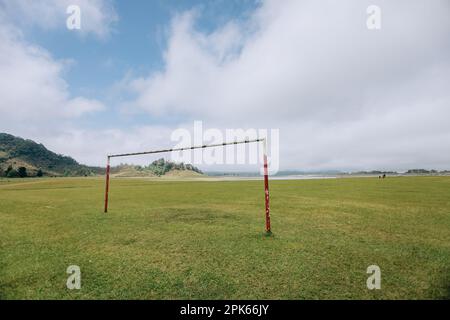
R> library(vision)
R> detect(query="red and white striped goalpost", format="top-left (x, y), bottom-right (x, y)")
top-left (103, 138), bottom-right (271, 233)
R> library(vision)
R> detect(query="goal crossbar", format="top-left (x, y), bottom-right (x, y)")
top-left (107, 138), bottom-right (264, 158)
top-left (103, 138), bottom-right (271, 233)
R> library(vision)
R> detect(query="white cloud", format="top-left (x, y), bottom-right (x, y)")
top-left (121, 0), bottom-right (450, 171)
top-left (43, 126), bottom-right (176, 166)
top-left (0, 20), bottom-right (105, 136)
top-left (0, 0), bottom-right (117, 38)
top-left (1, 0), bottom-right (450, 171)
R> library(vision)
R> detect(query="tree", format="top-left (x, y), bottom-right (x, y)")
top-left (7, 168), bottom-right (19, 178)
top-left (17, 167), bottom-right (27, 178)
top-left (37, 169), bottom-right (43, 177)
top-left (5, 165), bottom-right (13, 175)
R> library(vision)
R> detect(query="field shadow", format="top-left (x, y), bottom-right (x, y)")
top-left (443, 282), bottom-right (450, 300)
top-left (1, 185), bottom-right (93, 191)
top-left (0, 281), bottom-right (15, 300)
top-left (434, 268), bottom-right (450, 300)
top-left (162, 208), bottom-right (237, 224)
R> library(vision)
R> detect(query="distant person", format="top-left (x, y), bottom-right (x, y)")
top-left (382, 174), bottom-right (386, 179)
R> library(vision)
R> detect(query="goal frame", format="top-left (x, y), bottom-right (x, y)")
top-left (103, 138), bottom-right (271, 233)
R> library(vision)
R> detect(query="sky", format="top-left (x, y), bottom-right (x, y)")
top-left (0, 0), bottom-right (449, 172)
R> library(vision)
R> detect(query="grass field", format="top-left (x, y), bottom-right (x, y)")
top-left (0, 176), bottom-right (449, 299)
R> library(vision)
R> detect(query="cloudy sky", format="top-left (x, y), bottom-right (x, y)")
top-left (0, 0), bottom-right (449, 172)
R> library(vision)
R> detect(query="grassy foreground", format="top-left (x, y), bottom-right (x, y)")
top-left (0, 176), bottom-right (449, 299)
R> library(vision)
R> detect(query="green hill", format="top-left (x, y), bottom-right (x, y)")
top-left (110, 158), bottom-right (203, 178)
top-left (0, 133), bottom-right (99, 177)
top-left (0, 133), bottom-right (203, 178)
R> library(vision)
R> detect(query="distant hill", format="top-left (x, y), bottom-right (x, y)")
top-left (0, 133), bottom-right (203, 178)
top-left (0, 133), bottom-right (100, 177)
top-left (3, 132), bottom-right (447, 179)
top-left (110, 158), bottom-right (203, 178)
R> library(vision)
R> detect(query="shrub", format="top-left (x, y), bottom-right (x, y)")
top-left (17, 167), bottom-right (27, 178)
top-left (5, 165), bottom-right (13, 175)
top-left (7, 169), bottom-right (19, 178)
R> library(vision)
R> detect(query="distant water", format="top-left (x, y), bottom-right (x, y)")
top-left (208, 174), bottom-right (338, 181)
top-left (270, 175), bottom-right (337, 180)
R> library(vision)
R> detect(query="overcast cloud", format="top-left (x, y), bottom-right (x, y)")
top-left (122, 0), bottom-right (450, 171)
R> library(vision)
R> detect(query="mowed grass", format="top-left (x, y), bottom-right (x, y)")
top-left (0, 176), bottom-right (449, 299)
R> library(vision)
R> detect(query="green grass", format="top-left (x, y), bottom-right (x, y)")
top-left (0, 176), bottom-right (449, 299)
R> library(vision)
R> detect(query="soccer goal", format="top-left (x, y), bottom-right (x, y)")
top-left (103, 138), bottom-right (272, 233)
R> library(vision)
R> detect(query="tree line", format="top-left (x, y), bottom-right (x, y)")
top-left (0, 165), bottom-right (43, 178)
